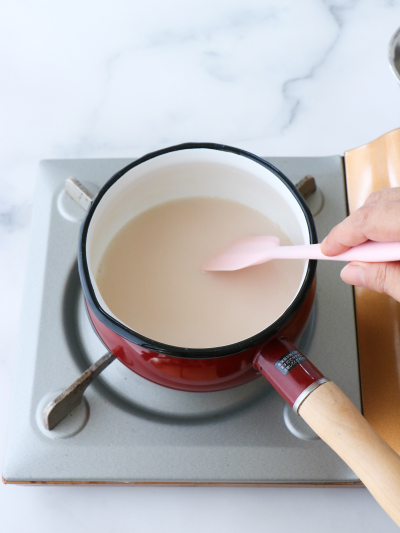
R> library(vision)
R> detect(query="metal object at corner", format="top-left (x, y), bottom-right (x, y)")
top-left (293, 377), bottom-right (330, 413)
top-left (389, 27), bottom-right (400, 83)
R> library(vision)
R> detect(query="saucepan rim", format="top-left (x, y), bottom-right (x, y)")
top-left (78, 142), bottom-right (318, 359)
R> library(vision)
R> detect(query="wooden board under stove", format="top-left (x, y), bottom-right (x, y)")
top-left (345, 128), bottom-right (400, 454)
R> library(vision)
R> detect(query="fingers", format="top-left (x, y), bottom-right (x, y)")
top-left (321, 188), bottom-right (400, 301)
top-left (363, 187), bottom-right (400, 205)
top-left (341, 261), bottom-right (400, 302)
top-left (321, 198), bottom-right (400, 256)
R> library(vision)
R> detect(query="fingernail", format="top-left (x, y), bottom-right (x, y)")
top-left (341, 263), bottom-right (366, 288)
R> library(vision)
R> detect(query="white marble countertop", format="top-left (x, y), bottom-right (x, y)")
top-left (1, 1), bottom-right (400, 531)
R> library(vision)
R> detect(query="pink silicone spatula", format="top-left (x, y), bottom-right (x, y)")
top-left (203, 236), bottom-right (400, 272)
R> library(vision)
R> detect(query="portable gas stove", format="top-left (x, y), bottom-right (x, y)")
top-left (3, 142), bottom-right (397, 485)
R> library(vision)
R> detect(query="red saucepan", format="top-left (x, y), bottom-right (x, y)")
top-left (78, 143), bottom-right (400, 525)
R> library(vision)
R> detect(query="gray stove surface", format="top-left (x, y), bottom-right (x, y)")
top-left (3, 156), bottom-right (361, 484)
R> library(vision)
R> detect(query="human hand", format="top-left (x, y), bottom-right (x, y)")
top-left (320, 187), bottom-right (400, 301)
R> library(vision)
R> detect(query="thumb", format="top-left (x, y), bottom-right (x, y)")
top-left (341, 261), bottom-right (400, 302)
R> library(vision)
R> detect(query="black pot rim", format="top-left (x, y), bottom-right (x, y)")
top-left (78, 142), bottom-right (318, 359)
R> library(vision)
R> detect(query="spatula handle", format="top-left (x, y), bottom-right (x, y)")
top-left (299, 382), bottom-right (400, 526)
top-left (281, 241), bottom-right (400, 262)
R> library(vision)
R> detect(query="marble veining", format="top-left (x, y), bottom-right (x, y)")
top-left (2, 0), bottom-right (400, 531)
top-left (281, 0), bottom-right (357, 130)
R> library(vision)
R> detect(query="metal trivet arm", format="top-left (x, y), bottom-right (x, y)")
top-left (65, 176), bottom-right (94, 210)
top-left (43, 353), bottom-right (115, 430)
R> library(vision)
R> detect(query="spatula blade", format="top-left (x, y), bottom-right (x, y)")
top-left (203, 236), bottom-right (280, 271)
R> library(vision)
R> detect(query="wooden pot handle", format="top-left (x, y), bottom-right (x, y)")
top-left (299, 382), bottom-right (400, 526)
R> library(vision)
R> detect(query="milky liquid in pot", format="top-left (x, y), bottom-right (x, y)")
top-left (96, 197), bottom-right (305, 349)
